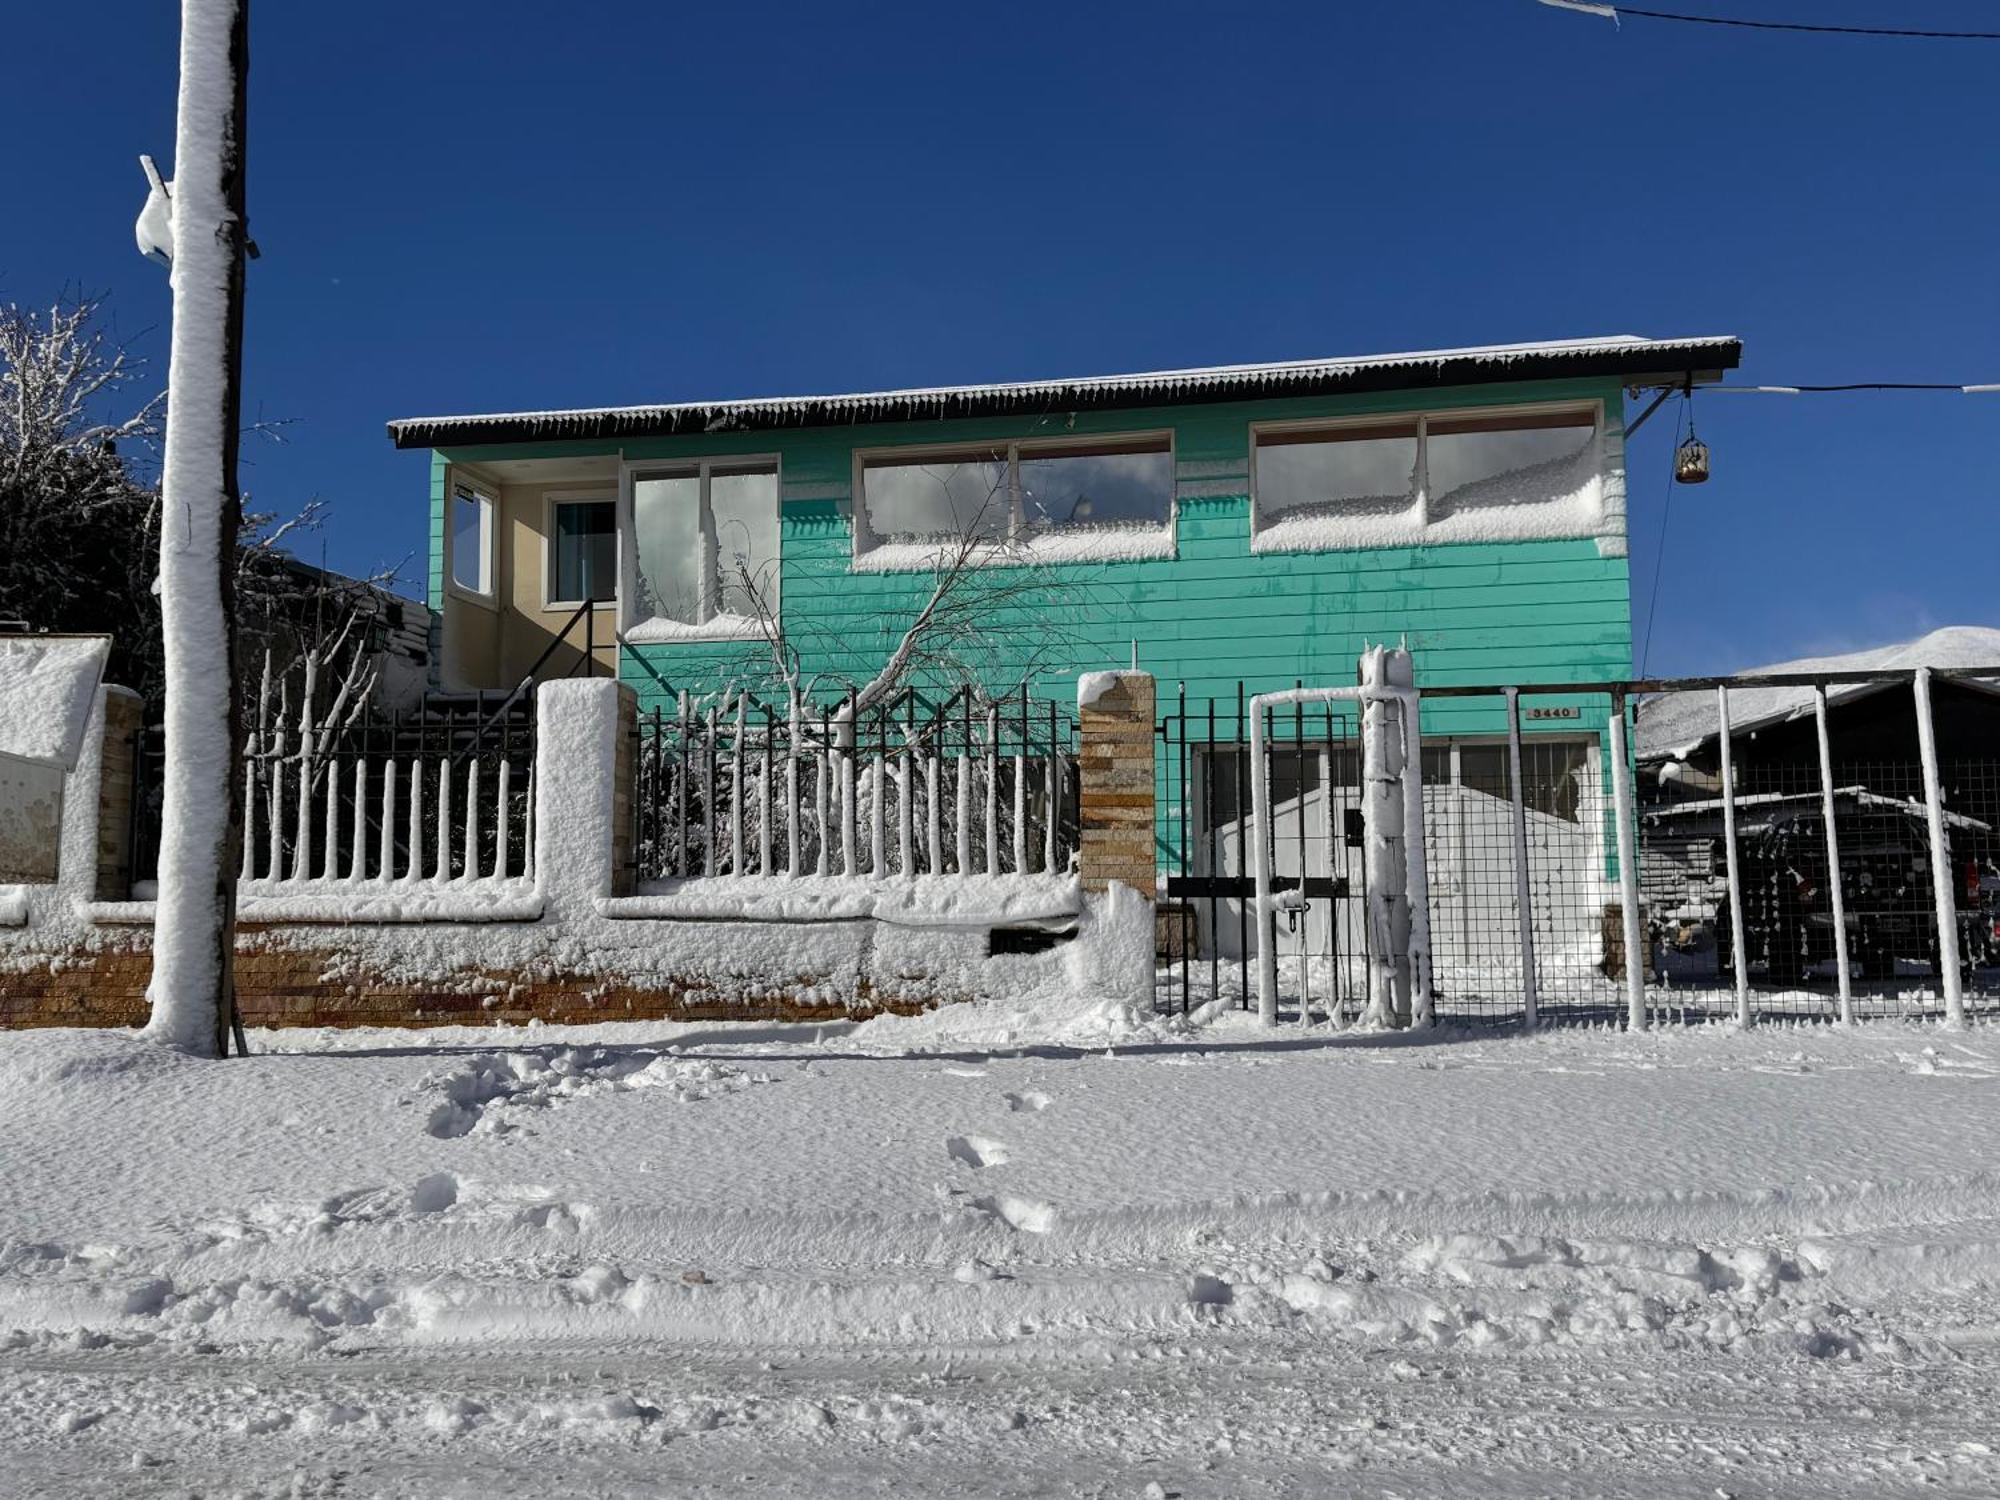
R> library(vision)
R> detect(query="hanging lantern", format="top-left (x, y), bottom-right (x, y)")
top-left (1674, 430), bottom-right (1710, 484)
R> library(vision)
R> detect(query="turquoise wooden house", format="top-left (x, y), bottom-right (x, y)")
top-left (388, 332), bottom-right (1740, 924)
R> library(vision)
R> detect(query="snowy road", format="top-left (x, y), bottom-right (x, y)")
top-left (3, 1013), bottom-right (1999, 1495)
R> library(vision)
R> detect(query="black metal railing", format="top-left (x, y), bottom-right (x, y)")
top-left (633, 684), bottom-right (1079, 881)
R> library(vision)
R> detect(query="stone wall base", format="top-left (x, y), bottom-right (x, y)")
top-left (1, 936), bottom-right (945, 1031)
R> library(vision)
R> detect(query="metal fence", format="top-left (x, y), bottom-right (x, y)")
top-left (632, 685), bottom-right (1079, 881)
top-left (1158, 684), bottom-right (1368, 1020)
top-left (1158, 667), bottom-right (2000, 1028)
top-left (131, 693), bottom-right (536, 892)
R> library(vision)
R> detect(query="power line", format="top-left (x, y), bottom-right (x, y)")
top-left (1710, 383), bottom-right (2000, 394)
top-left (1637, 401), bottom-right (1683, 678)
top-left (1538, 1), bottom-right (2000, 40)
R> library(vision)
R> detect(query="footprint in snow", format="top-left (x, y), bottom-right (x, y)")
top-left (1002, 1090), bottom-right (1050, 1114)
top-left (970, 1195), bottom-right (1053, 1234)
top-left (409, 1172), bottom-right (461, 1214)
top-left (946, 1135), bottom-right (1009, 1169)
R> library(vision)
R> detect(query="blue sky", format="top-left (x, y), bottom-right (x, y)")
top-left (4, 0), bottom-right (1995, 676)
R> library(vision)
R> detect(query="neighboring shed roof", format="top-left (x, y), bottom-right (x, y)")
top-left (1636, 626), bottom-right (2000, 761)
top-left (387, 333), bottom-right (1741, 450)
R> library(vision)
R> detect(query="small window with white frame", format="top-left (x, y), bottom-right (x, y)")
top-left (449, 484), bottom-right (495, 600)
top-left (623, 459), bottom-right (780, 636)
top-left (855, 433), bottom-right (1174, 563)
top-left (1252, 403), bottom-right (1601, 551)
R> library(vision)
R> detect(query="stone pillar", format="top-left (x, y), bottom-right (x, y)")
top-left (534, 678), bottom-right (632, 914)
top-left (612, 683), bottom-right (637, 897)
top-left (95, 688), bottom-right (144, 900)
top-left (1077, 671), bottom-right (1156, 897)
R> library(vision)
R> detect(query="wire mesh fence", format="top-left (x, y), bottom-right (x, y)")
top-left (631, 685), bottom-right (1080, 882)
top-left (1640, 754), bottom-right (2000, 1021)
top-left (1156, 669), bottom-right (2000, 1027)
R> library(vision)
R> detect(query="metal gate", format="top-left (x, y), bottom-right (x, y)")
top-left (1158, 684), bottom-right (1373, 1021)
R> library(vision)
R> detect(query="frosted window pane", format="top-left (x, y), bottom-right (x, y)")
top-left (862, 453), bottom-right (1009, 545)
top-left (632, 474), bottom-right (701, 622)
top-left (1425, 414), bottom-right (1595, 517)
top-left (451, 490), bottom-right (489, 593)
top-left (1017, 444), bottom-right (1171, 533)
top-left (710, 466), bottom-right (780, 619)
top-left (1256, 424), bottom-right (1419, 524)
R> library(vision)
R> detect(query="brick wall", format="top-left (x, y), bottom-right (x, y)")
top-left (1, 932), bottom-right (947, 1031)
top-left (1078, 672), bottom-right (1156, 895)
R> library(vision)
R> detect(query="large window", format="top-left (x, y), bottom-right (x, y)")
top-left (1252, 405), bottom-right (1600, 548)
top-left (627, 460), bottom-right (780, 629)
top-left (450, 484), bottom-right (495, 598)
top-left (549, 498), bottom-right (616, 606)
top-left (857, 435), bottom-right (1173, 556)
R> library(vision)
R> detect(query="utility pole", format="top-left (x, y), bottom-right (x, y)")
top-left (141, 0), bottom-right (250, 1057)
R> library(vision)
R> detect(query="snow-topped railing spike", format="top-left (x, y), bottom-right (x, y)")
top-left (220, 727), bottom-right (533, 898)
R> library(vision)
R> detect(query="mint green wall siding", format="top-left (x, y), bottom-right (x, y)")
top-left (426, 451), bottom-right (448, 611)
top-left (425, 451), bottom-right (448, 691)
top-left (439, 375), bottom-right (1634, 875)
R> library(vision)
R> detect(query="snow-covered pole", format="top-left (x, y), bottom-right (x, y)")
top-left (1247, 668), bottom-right (1430, 1030)
top-left (141, 0), bottom-right (250, 1056)
top-left (1397, 691), bottom-right (1434, 1030)
top-left (1247, 695), bottom-right (1277, 1025)
top-left (1913, 667), bottom-right (1966, 1026)
top-left (1504, 688), bottom-right (1539, 1028)
top-left (1813, 686), bottom-right (1854, 1025)
top-left (1608, 697), bottom-right (1647, 1030)
top-left (1716, 687), bottom-right (1751, 1026)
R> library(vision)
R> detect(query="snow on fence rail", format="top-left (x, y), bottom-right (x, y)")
top-left (131, 697), bottom-right (536, 892)
top-left (633, 685), bottom-right (1079, 881)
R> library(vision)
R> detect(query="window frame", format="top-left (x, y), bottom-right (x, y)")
top-left (542, 490), bottom-right (619, 612)
top-left (446, 481), bottom-right (498, 611)
top-left (1248, 398), bottom-right (1603, 548)
top-left (850, 429), bottom-right (1177, 563)
top-left (616, 455), bottom-right (782, 635)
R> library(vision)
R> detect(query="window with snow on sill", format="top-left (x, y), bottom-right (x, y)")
top-left (854, 436), bottom-right (1174, 571)
top-left (1251, 405), bottom-right (1605, 553)
top-left (624, 460), bottom-right (779, 641)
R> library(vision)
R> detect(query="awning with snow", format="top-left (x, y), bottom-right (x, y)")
top-left (386, 334), bottom-right (1742, 450)
top-left (1635, 626), bottom-right (2000, 762)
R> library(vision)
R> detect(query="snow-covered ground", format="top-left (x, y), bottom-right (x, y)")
top-left (4, 1003), bottom-right (2000, 1496)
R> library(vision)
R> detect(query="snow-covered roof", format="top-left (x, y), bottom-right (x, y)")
top-left (387, 333), bottom-right (1741, 449)
top-left (1636, 626), bottom-right (2000, 761)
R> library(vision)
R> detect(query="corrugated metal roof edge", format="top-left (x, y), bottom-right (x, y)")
top-left (388, 334), bottom-right (1742, 450)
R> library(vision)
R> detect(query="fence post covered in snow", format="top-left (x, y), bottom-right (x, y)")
top-left (1716, 687), bottom-right (1751, 1027)
top-left (1608, 698), bottom-right (1647, 1030)
top-left (1361, 646), bottom-right (1424, 1029)
top-left (1504, 688), bottom-right (1539, 1028)
top-left (1813, 685), bottom-right (1855, 1025)
top-left (534, 678), bottom-right (629, 915)
top-left (1913, 668), bottom-right (1965, 1026)
top-left (1077, 671), bottom-right (1156, 898)
top-left (611, 684), bottom-right (637, 898)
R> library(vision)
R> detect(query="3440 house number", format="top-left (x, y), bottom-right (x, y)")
top-left (1525, 706), bottom-right (1582, 721)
